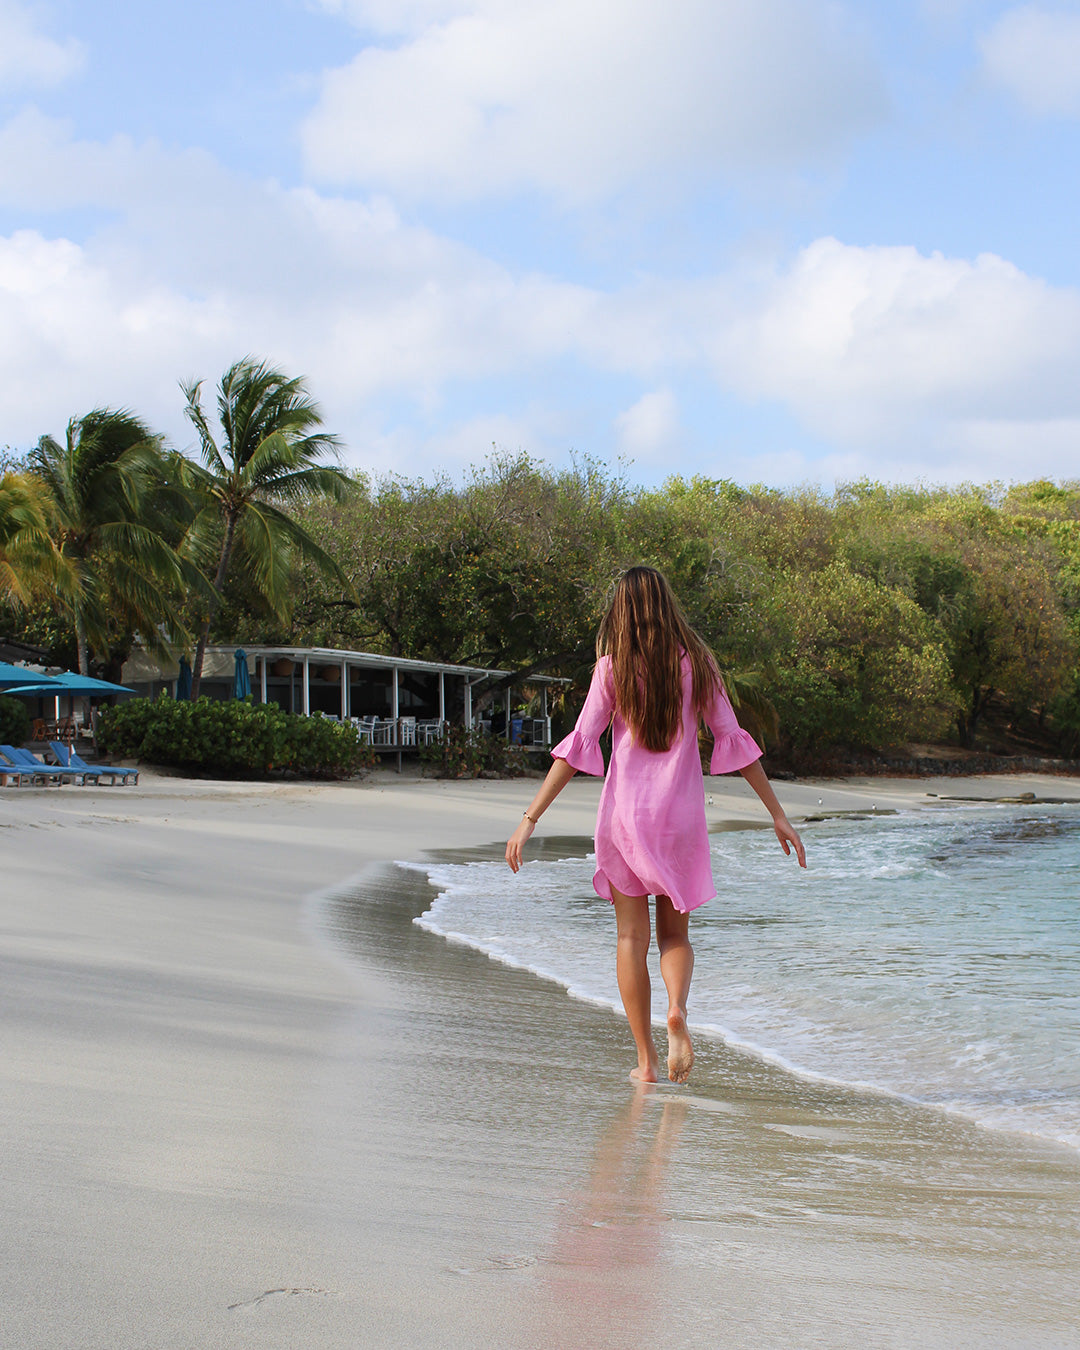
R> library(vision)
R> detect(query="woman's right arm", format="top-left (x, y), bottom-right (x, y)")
top-left (505, 757), bottom-right (577, 873)
top-left (505, 657), bottom-right (614, 873)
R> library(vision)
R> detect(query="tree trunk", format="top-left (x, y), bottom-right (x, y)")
top-left (75, 608), bottom-right (89, 677)
top-left (959, 684), bottom-right (987, 748)
top-left (190, 515), bottom-right (237, 699)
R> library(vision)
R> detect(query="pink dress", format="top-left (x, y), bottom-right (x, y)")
top-left (551, 653), bottom-right (762, 913)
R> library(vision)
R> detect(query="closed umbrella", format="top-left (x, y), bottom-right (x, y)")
top-left (176, 655), bottom-right (192, 701)
top-left (234, 648), bottom-right (251, 700)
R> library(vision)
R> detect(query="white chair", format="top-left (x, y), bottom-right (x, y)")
top-left (398, 717), bottom-right (417, 747)
top-left (416, 719), bottom-right (443, 745)
top-left (372, 718), bottom-right (396, 747)
top-left (352, 716), bottom-right (376, 745)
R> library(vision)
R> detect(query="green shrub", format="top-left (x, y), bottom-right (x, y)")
top-left (0, 695), bottom-right (31, 746)
top-left (419, 723), bottom-right (533, 779)
top-left (97, 693), bottom-right (375, 778)
top-left (764, 563), bottom-right (957, 752)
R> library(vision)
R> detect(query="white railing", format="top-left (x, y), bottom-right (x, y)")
top-left (346, 715), bottom-right (551, 749)
top-left (350, 716), bottom-right (446, 748)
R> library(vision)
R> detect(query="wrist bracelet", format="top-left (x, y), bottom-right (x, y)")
top-left (522, 811), bottom-right (538, 824)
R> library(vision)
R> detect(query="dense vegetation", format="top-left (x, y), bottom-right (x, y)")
top-left (419, 723), bottom-right (535, 779)
top-left (5, 362), bottom-right (1080, 766)
top-left (271, 462), bottom-right (1080, 762)
top-left (0, 694), bottom-right (31, 747)
top-left (97, 694), bottom-right (373, 778)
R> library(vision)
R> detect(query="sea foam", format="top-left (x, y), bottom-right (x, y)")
top-left (414, 805), bottom-right (1080, 1152)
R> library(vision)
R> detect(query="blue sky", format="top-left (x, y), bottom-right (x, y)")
top-left (3, 0), bottom-right (1080, 487)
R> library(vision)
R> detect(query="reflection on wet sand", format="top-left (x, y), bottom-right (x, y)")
top-left (524, 1089), bottom-right (689, 1347)
top-left (550, 1090), bottom-right (688, 1277)
top-left (319, 857), bottom-right (1080, 1349)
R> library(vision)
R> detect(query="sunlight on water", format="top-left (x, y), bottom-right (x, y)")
top-left (414, 805), bottom-right (1080, 1150)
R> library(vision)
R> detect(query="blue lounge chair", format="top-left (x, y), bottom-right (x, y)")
top-left (47, 740), bottom-right (104, 784)
top-left (46, 741), bottom-right (109, 785)
top-left (0, 745), bottom-right (69, 785)
top-left (0, 754), bottom-right (23, 787)
top-left (49, 741), bottom-right (138, 786)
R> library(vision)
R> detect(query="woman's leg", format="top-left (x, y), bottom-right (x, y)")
top-left (611, 887), bottom-right (659, 1083)
top-left (656, 895), bottom-right (694, 1083)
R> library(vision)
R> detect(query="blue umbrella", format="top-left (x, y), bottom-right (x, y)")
top-left (0, 660), bottom-right (59, 691)
top-left (176, 655), bottom-right (192, 701)
top-left (234, 648), bottom-right (251, 700)
top-left (48, 671), bottom-right (135, 696)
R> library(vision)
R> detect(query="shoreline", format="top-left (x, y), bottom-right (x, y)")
top-left (407, 813), bottom-right (1080, 1162)
top-left (4, 769), bottom-right (1080, 1347)
top-left (323, 851), bottom-right (1080, 1346)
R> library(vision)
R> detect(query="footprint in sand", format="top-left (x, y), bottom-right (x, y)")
top-left (228, 1287), bottom-right (329, 1312)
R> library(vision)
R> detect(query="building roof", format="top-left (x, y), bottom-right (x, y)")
top-left (124, 644), bottom-right (568, 685)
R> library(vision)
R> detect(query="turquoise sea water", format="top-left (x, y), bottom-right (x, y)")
top-left (414, 805), bottom-right (1080, 1151)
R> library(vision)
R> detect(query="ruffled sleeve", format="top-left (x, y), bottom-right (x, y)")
top-left (551, 656), bottom-right (614, 777)
top-left (704, 674), bottom-right (762, 775)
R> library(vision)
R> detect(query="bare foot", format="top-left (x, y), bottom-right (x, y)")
top-left (630, 1060), bottom-right (659, 1084)
top-left (666, 1007), bottom-right (694, 1084)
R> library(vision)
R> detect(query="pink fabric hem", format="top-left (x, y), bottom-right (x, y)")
top-left (592, 865), bottom-right (714, 914)
top-left (709, 727), bottom-right (762, 776)
top-left (550, 728), bottom-right (605, 776)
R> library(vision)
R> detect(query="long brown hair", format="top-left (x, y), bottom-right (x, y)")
top-left (596, 566), bottom-right (720, 752)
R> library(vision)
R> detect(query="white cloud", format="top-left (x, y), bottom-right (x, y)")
top-left (0, 112), bottom-right (598, 456)
top-left (0, 229), bottom-right (234, 442)
top-left (712, 237), bottom-right (1080, 450)
top-left (4, 114), bottom-right (1080, 484)
top-left (979, 5), bottom-right (1080, 115)
top-left (614, 388), bottom-right (680, 461)
top-left (301, 0), bottom-right (885, 202)
top-left (0, 0), bottom-right (83, 89)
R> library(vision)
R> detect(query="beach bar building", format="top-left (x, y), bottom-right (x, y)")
top-left (122, 644), bottom-right (564, 756)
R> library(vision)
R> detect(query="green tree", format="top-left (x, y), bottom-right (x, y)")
top-left (293, 453), bottom-right (626, 683)
top-left (0, 471), bottom-right (67, 605)
top-left (943, 532), bottom-right (1073, 744)
top-left (30, 410), bottom-right (192, 674)
top-left (764, 562), bottom-right (956, 753)
top-left (838, 484), bottom-right (1075, 745)
top-left (179, 358), bottom-right (354, 697)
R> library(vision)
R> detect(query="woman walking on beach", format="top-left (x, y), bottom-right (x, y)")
top-left (506, 566), bottom-right (805, 1085)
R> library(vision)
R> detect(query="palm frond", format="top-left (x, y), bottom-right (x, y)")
top-left (94, 521), bottom-right (186, 585)
top-left (239, 500), bottom-right (353, 610)
top-left (177, 504), bottom-right (227, 572)
top-left (180, 378), bottom-right (230, 478)
top-left (240, 427), bottom-right (351, 502)
top-left (722, 668), bottom-right (781, 741)
top-left (261, 465), bottom-right (353, 505)
top-left (235, 502), bottom-right (296, 613)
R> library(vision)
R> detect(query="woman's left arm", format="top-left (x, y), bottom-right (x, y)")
top-left (739, 759), bottom-right (806, 868)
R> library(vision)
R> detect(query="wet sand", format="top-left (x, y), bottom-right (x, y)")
top-left (3, 769), bottom-right (1080, 1347)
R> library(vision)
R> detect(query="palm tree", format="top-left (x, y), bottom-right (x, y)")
top-left (722, 667), bottom-right (780, 746)
top-left (30, 410), bottom-right (192, 674)
top-left (0, 471), bottom-right (69, 605)
top-left (179, 358), bottom-right (353, 697)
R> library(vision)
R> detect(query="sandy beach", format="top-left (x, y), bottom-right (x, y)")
top-left (5, 768), bottom-right (1080, 1349)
